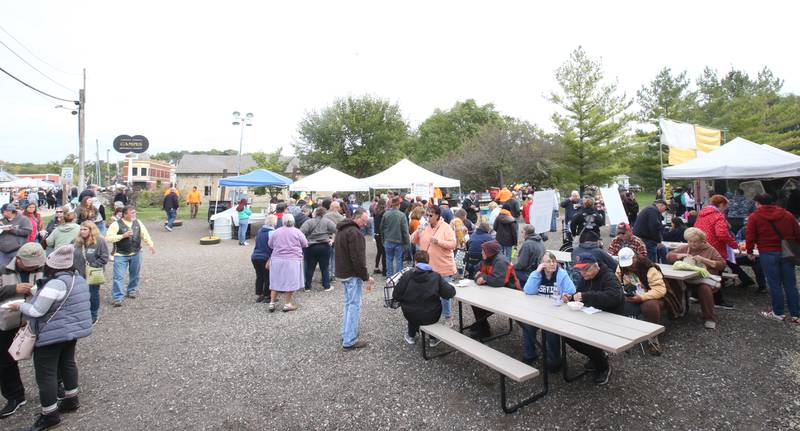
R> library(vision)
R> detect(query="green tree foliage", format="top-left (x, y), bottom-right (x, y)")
top-left (151, 149), bottom-right (238, 162)
top-left (428, 119), bottom-right (558, 190)
top-left (549, 47), bottom-right (633, 193)
top-left (247, 147), bottom-right (289, 198)
top-left (407, 99), bottom-right (501, 163)
top-left (294, 95), bottom-right (409, 177)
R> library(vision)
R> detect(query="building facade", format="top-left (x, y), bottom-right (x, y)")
top-left (121, 155), bottom-right (176, 190)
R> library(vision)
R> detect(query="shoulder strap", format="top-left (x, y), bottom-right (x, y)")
top-left (38, 274), bottom-right (77, 333)
top-left (767, 220), bottom-right (785, 240)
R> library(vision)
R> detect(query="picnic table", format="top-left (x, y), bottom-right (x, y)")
top-left (419, 279), bottom-right (664, 413)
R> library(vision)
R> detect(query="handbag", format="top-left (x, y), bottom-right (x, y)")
top-left (8, 275), bottom-right (76, 361)
top-left (455, 249), bottom-right (466, 270)
top-left (83, 247), bottom-right (105, 285)
top-left (767, 220), bottom-right (800, 265)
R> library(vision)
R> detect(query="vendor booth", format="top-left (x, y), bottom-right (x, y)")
top-left (361, 159), bottom-right (461, 200)
top-left (663, 137), bottom-right (800, 180)
top-left (289, 167), bottom-right (368, 192)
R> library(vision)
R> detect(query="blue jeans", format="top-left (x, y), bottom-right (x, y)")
top-left (384, 242), bottom-right (405, 277)
top-left (521, 323), bottom-right (561, 366)
top-left (644, 239), bottom-right (667, 263)
top-left (238, 218), bottom-right (249, 244)
top-left (165, 208), bottom-right (177, 228)
top-left (95, 221), bottom-right (107, 237)
top-left (760, 251), bottom-right (799, 317)
top-left (89, 285), bottom-right (100, 323)
top-left (330, 247), bottom-right (336, 276)
top-left (551, 209), bottom-right (558, 232)
top-left (501, 245), bottom-right (513, 262)
top-left (304, 243), bottom-right (331, 290)
top-left (341, 277), bottom-right (364, 347)
top-left (440, 276), bottom-right (454, 318)
top-left (112, 252), bottom-right (142, 301)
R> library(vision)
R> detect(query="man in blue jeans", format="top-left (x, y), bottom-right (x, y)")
top-left (381, 196), bottom-right (410, 277)
top-left (162, 188), bottom-right (179, 232)
top-left (335, 208), bottom-right (374, 350)
top-left (105, 207), bottom-right (156, 307)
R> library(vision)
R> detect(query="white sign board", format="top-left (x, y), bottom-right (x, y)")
top-left (531, 190), bottom-right (556, 234)
top-left (410, 182), bottom-right (433, 200)
top-left (0, 192), bottom-right (9, 205)
top-left (61, 167), bottom-right (73, 182)
top-left (599, 186), bottom-right (628, 225)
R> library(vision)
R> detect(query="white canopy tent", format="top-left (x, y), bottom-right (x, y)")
top-left (0, 178), bottom-right (57, 189)
top-left (663, 137), bottom-right (800, 180)
top-left (289, 167), bottom-right (369, 192)
top-left (361, 158), bottom-right (461, 189)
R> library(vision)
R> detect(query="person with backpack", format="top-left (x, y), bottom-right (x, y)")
top-left (746, 193), bottom-right (800, 324)
top-left (570, 197), bottom-right (602, 238)
top-left (469, 240), bottom-right (520, 340)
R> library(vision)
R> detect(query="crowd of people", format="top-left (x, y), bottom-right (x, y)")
top-left (0, 184), bottom-right (155, 430)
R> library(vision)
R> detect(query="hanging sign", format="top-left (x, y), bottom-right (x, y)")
top-left (113, 135), bottom-right (149, 153)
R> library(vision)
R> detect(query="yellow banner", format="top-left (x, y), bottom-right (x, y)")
top-left (668, 147), bottom-right (696, 165)
top-left (695, 126), bottom-right (721, 153)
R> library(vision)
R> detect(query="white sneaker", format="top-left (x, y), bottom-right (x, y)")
top-left (243, 241), bottom-right (249, 246)
top-left (704, 320), bottom-right (716, 330)
top-left (165, 225), bottom-right (172, 232)
top-left (429, 338), bottom-right (442, 347)
top-left (324, 286), bottom-right (334, 292)
top-left (403, 333), bottom-right (416, 345)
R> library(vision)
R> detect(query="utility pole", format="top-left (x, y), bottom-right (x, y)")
top-left (106, 149), bottom-right (111, 185)
top-left (95, 139), bottom-right (101, 187)
top-left (78, 68), bottom-right (86, 192)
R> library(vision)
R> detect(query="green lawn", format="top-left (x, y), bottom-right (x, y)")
top-left (134, 206), bottom-right (193, 222)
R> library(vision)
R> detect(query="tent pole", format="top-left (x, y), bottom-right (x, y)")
top-left (659, 136), bottom-right (666, 201)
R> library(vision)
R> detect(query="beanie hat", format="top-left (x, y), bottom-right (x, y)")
top-left (46, 244), bottom-right (74, 270)
top-left (499, 209), bottom-right (512, 217)
top-left (481, 240), bottom-right (501, 257)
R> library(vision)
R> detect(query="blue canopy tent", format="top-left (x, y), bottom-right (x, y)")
top-left (214, 169), bottom-right (294, 216)
top-left (218, 169), bottom-right (293, 187)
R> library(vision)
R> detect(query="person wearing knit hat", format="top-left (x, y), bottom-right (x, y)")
top-left (469, 239), bottom-right (520, 339)
top-left (0, 243), bottom-right (47, 418)
top-left (9, 243), bottom-right (92, 430)
top-left (493, 208), bottom-right (518, 261)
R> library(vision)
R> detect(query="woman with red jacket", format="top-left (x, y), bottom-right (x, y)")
top-left (22, 202), bottom-right (43, 242)
top-left (694, 195), bottom-right (738, 308)
top-left (746, 193), bottom-right (800, 323)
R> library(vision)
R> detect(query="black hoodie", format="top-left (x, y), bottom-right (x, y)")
top-left (493, 214), bottom-right (518, 247)
top-left (575, 265), bottom-right (624, 315)
top-left (392, 265), bottom-right (456, 324)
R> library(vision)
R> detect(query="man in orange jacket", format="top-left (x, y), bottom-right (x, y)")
top-left (186, 186), bottom-right (201, 219)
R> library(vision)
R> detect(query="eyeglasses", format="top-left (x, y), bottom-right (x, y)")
top-left (55, 211), bottom-right (63, 214)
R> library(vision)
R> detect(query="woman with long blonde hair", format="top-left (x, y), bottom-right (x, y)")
top-left (73, 221), bottom-right (110, 324)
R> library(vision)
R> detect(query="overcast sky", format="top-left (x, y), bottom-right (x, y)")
top-left (0, 1), bottom-right (797, 165)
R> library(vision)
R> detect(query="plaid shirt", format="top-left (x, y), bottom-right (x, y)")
top-left (607, 235), bottom-right (647, 257)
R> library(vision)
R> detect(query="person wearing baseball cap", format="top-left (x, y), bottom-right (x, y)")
top-left (8, 244), bottom-right (92, 430)
top-left (0, 243), bottom-right (47, 418)
top-left (607, 222), bottom-right (647, 257)
top-left (561, 251), bottom-right (623, 386)
top-left (0, 203), bottom-right (33, 269)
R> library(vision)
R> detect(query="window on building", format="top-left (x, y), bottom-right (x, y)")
top-left (132, 167), bottom-right (138, 176)
top-left (204, 186), bottom-right (211, 196)
top-left (141, 168), bottom-right (147, 176)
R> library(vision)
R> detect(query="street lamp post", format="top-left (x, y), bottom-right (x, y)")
top-left (232, 111), bottom-right (254, 176)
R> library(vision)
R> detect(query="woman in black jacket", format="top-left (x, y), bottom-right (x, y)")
top-left (392, 250), bottom-right (455, 346)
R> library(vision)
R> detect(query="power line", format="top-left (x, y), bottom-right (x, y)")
top-left (0, 23), bottom-right (80, 76)
top-left (0, 37), bottom-right (76, 93)
top-left (0, 65), bottom-right (77, 103)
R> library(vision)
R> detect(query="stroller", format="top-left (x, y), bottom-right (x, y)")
top-left (559, 219), bottom-right (574, 253)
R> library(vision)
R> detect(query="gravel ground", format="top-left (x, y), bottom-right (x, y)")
top-left (5, 218), bottom-right (800, 430)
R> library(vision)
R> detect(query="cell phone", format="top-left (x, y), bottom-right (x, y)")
top-left (623, 283), bottom-right (637, 297)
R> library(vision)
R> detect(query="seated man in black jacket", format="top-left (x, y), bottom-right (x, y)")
top-left (392, 250), bottom-right (456, 347)
top-left (561, 252), bottom-right (624, 386)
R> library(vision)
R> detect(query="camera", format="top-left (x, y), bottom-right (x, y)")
top-left (623, 283), bottom-right (637, 297)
